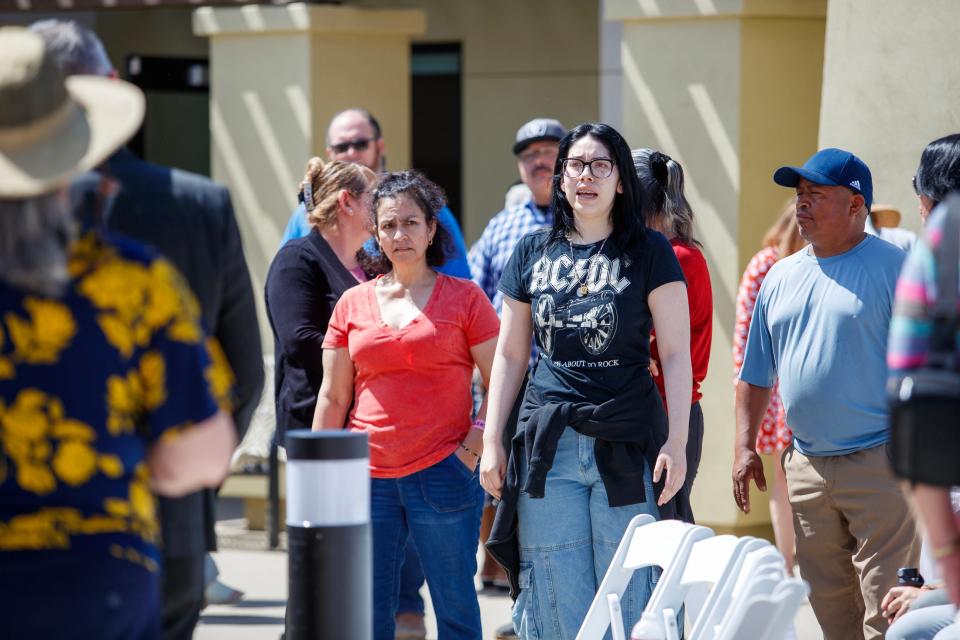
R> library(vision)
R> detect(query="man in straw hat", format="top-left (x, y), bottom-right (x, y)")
top-left (0, 26), bottom-right (236, 639)
top-left (32, 19), bottom-right (265, 638)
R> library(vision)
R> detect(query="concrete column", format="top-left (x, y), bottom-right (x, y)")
top-left (818, 0), bottom-right (960, 233)
top-left (604, 0), bottom-right (826, 536)
top-left (194, 3), bottom-right (425, 351)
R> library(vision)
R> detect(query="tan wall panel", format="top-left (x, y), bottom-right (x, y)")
top-left (96, 8), bottom-right (207, 71)
top-left (196, 5), bottom-right (425, 354)
top-left (819, 0), bottom-right (960, 234)
top-left (620, 17), bottom-right (745, 527)
top-left (351, 0), bottom-right (600, 243)
top-left (309, 34), bottom-right (413, 171)
top-left (739, 17), bottom-right (824, 271)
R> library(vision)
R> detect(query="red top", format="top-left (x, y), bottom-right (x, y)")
top-left (323, 274), bottom-right (500, 478)
top-left (652, 238), bottom-right (713, 405)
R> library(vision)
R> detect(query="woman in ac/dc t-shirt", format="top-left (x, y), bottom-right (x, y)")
top-left (633, 148), bottom-right (713, 502)
top-left (313, 171), bottom-right (499, 640)
top-left (480, 123), bottom-right (693, 639)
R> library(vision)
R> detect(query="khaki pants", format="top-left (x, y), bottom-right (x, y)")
top-left (783, 443), bottom-right (920, 640)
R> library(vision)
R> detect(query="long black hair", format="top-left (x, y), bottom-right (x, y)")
top-left (916, 133), bottom-right (960, 206)
top-left (549, 122), bottom-right (647, 250)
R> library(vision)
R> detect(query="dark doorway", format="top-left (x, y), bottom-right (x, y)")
top-left (411, 43), bottom-right (462, 222)
top-left (124, 55), bottom-right (210, 177)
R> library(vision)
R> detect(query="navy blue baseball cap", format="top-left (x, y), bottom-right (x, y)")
top-left (773, 148), bottom-right (873, 210)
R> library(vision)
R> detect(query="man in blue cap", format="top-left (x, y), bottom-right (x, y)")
top-left (732, 148), bottom-right (920, 639)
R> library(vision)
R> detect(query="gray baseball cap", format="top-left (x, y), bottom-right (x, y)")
top-left (513, 118), bottom-right (566, 155)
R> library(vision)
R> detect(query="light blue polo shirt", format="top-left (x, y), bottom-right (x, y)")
top-left (738, 234), bottom-right (906, 456)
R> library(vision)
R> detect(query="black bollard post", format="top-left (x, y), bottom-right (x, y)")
top-left (285, 431), bottom-right (370, 640)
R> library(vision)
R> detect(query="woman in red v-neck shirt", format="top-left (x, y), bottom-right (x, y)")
top-left (633, 148), bottom-right (713, 506)
top-left (313, 171), bottom-right (499, 640)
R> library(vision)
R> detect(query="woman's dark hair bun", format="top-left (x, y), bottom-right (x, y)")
top-left (650, 151), bottom-right (671, 185)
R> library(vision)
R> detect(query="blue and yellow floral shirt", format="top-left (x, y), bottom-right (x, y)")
top-left (0, 230), bottom-right (232, 573)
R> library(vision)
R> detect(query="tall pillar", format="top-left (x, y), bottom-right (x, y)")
top-left (194, 3), bottom-right (426, 351)
top-left (604, 0), bottom-right (826, 536)
top-left (819, 0), bottom-right (960, 233)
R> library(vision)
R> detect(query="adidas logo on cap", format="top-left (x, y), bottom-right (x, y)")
top-left (850, 180), bottom-right (861, 190)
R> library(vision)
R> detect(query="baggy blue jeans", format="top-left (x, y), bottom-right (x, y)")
top-left (371, 452), bottom-right (484, 640)
top-left (514, 427), bottom-right (660, 639)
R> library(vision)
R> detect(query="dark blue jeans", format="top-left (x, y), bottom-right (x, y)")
top-left (398, 537), bottom-right (425, 615)
top-left (372, 452), bottom-right (484, 640)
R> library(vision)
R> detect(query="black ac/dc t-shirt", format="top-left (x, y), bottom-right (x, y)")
top-left (499, 228), bottom-right (685, 404)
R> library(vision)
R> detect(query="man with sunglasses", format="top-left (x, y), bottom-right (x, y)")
top-left (279, 108), bottom-right (471, 281)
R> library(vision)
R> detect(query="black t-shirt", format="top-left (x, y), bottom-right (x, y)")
top-left (499, 228), bottom-right (685, 403)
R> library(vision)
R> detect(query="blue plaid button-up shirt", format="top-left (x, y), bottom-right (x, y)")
top-left (468, 200), bottom-right (552, 367)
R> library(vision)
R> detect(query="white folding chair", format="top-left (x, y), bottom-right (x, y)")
top-left (689, 544), bottom-right (785, 640)
top-left (672, 536), bottom-right (770, 639)
top-left (576, 516), bottom-right (713, 640)
top-left (713, 578), bottom-right (809, 640)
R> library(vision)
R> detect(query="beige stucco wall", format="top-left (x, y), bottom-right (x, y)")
top-left (607, 0), bottom-right (826, 535)
top-left (194, 4), bottom-right (425, 352)
top-left (819, 0), bottom-right (960, 234)
top-left (351, 0), bottom-right (600, 243)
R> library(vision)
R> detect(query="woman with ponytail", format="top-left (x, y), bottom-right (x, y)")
top-left (265, 158), bottom-right (378, 445)
top-left (632, 148), bottom-right (713, 503)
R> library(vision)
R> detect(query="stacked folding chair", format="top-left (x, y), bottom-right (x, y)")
top-left (575, 515), bottom-right (809, 640)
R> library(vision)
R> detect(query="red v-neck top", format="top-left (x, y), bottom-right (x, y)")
top-left (323, 274), bottom-right (500, 477)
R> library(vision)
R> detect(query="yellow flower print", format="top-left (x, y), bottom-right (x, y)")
top-left (128, 463), bottom-right (158, 541)
top-left (0, 389), bottom-right (109, 496)
top-left (78, 260), bottom-right (150, 315)
top-left (0, 325), bottom-right (13, 380)
top-left (4, 298), bottom-right (77, 365)
top-left (51, 419), bottom-right (95, 441)
top-left (52, 440), bottom-right (99, 486)
top-left (106, 373), bottom-right (140, 436)
top-left (67, 232), bottom-right (108, 278)
top-left (139, 351), bottom-right (167, 411)
top-left (143, 260), bottom-right (182, 330)
top-left (98, 454), bottom-right (124, 478)
top-left (2, 389), bottom-right (51, 442)
top-left (205, 338), bottom-right (235, 412)
top-left (17, 461), bottom-right (56, 495)
top-left (147, 259), bottom-right (202, 344)
top-left (97, 314), bottom-right (137, 359)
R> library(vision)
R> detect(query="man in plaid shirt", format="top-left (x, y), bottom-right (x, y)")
top-left (469, 118), bottom-right (565, 319)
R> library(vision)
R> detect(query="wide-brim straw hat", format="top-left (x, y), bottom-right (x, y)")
top-left (0, 26), bottom-right (144, 199)
top-left (870, 203), bottom-right (902, 228)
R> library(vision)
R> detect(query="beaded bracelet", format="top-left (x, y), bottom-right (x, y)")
top-left (458, 440), bottom-right (481, 460)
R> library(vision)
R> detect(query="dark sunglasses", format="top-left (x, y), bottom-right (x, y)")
top-left (330, 138), bottom-right (374, 154)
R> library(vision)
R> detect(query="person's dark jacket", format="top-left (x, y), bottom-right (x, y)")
top-left (265, 228), bottom-right (360, 443)
top-left (71, 149), bottom-right (265, 557)
top-left (486, 384), bottom-right (694, 599)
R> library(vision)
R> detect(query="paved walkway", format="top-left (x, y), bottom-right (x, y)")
top-left (196, 499), bottom-right (824, 639)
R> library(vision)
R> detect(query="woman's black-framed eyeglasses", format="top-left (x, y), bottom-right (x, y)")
top-left (561, 157), bottom-right (615, 179)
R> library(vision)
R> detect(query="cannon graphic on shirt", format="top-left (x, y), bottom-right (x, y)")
top-left (534, 291), bottom-right (619, 357)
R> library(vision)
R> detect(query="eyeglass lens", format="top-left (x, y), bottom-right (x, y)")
top-left (333, 138), bottom-right (372, 154)
top-left (563, 158), bottom-right (614, 179)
